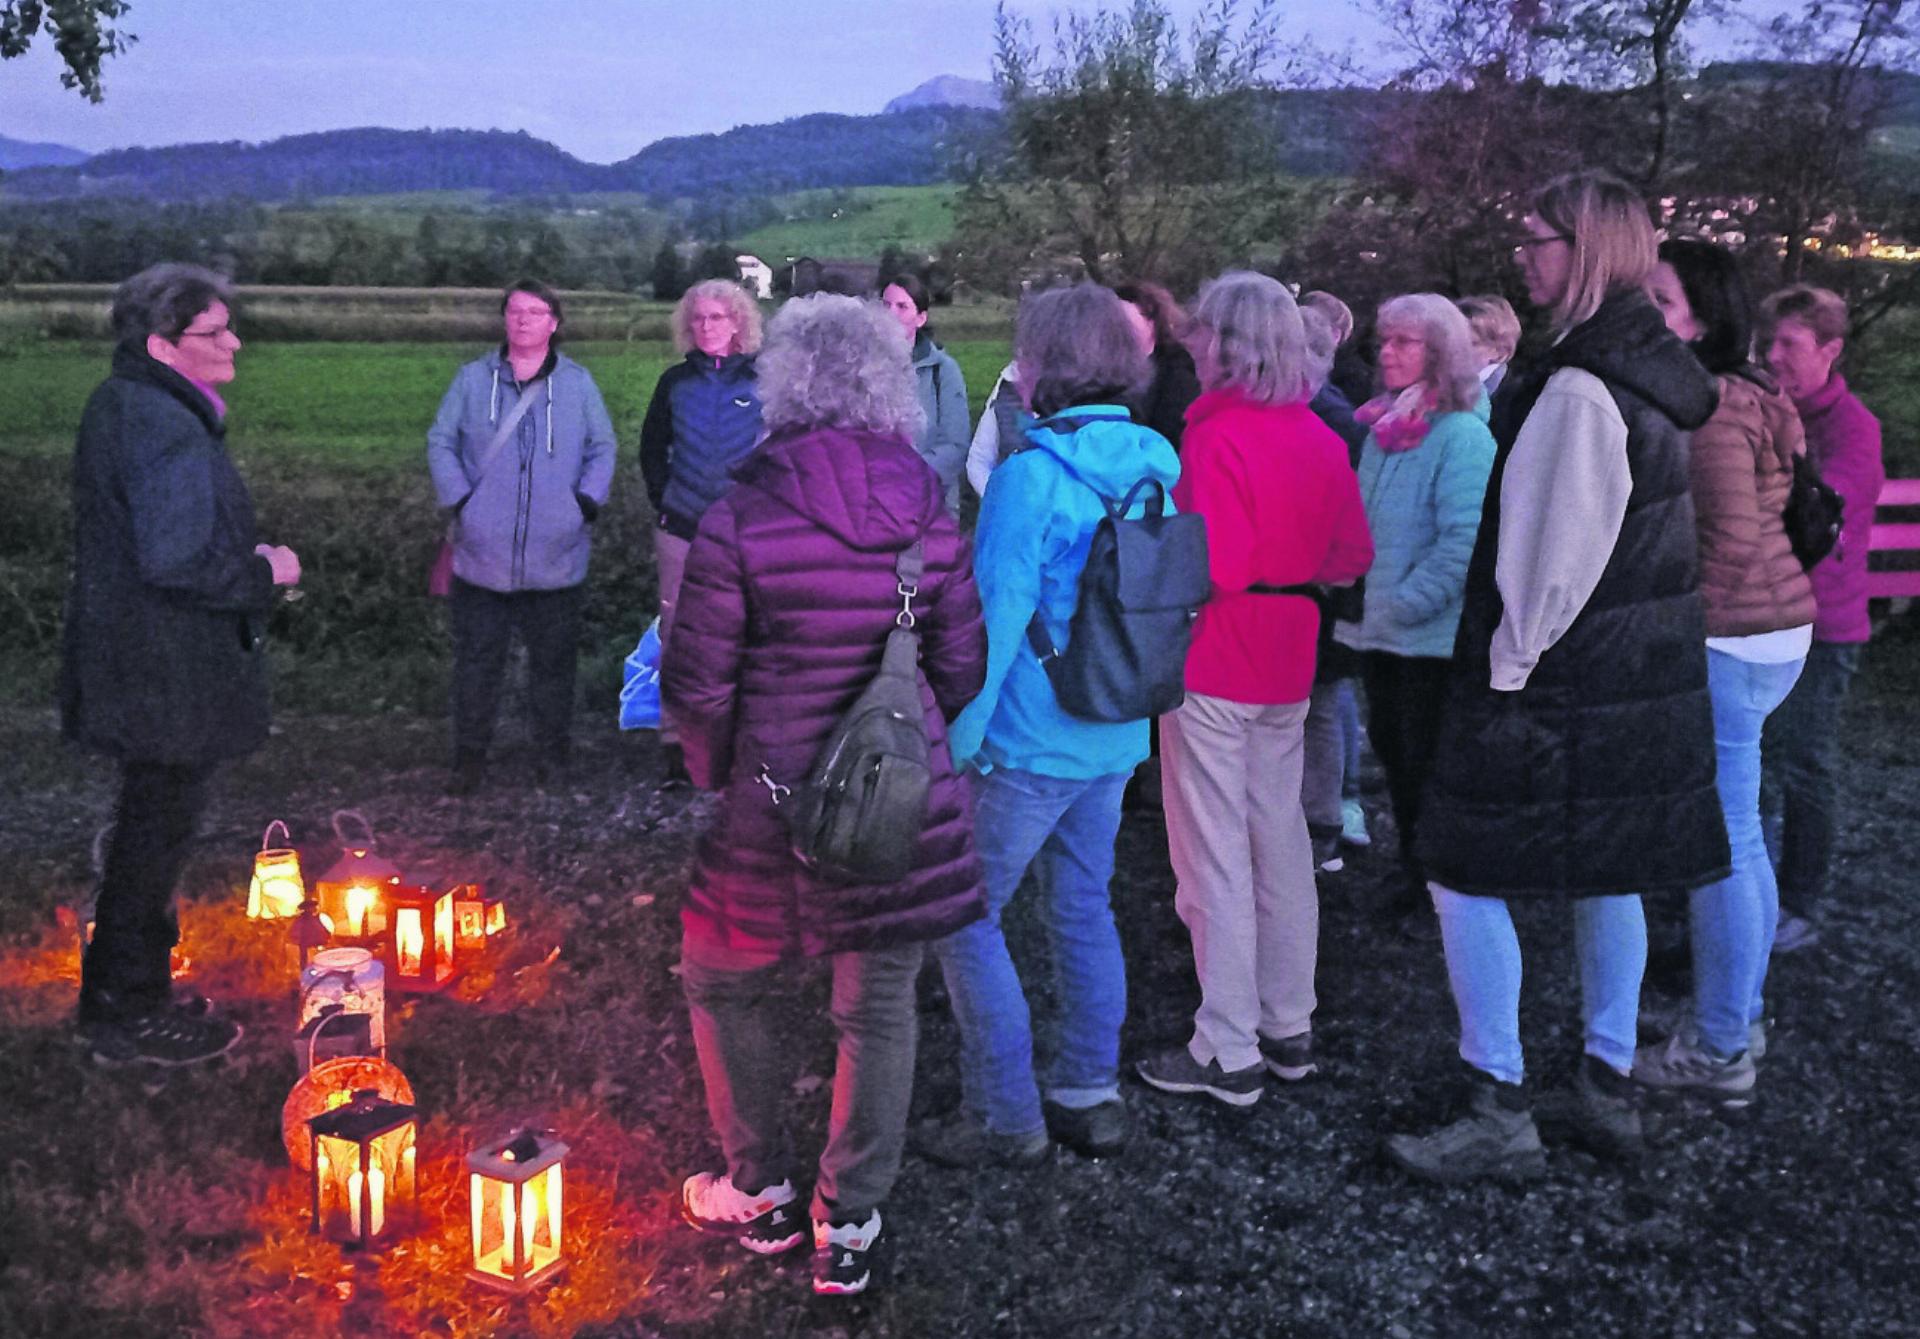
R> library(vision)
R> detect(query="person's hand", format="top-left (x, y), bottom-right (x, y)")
top-left (256, 543), bottom-right (302, 586)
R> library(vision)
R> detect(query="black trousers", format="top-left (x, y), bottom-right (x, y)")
top-left (1360, 651), bottom-right (1453, 879)
top-left (79, 759), bottom-right (216, 1022)
top-left (449, 577), bottom-right (583, 763)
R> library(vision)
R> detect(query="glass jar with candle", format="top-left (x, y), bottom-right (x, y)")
top-left (300, 947), bottom-right (386, 1056)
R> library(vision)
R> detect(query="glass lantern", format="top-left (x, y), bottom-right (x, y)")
top-left (314, 841), bottom-right (400, 943)
top-left (452, 883), bottom-right (508, 953)
top-left (308, 1090), bottom-right (418, 1249)
top-left (299, 947), bottom-right (386, 1056)
top-left (383, 883), bottom-right (456, 993)
top-left (468, 1128), bottom-right (568, 1293)
top-left (248, 820), bottom-right (306, 921)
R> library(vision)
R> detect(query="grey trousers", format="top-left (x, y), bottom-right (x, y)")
top-left (680, 932), bottom-right (923, 1221)
top-left (654, 529), bottom-right (692, 745)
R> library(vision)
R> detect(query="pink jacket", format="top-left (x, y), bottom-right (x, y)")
top-left (1795, 374), bottom-right (1884, 644)
top-left (1174, 390), bottom-right (1373, 705)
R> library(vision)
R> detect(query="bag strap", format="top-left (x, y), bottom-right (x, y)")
top-left (472, 374), bottom-right (546, 485)
top-left (1247, 582), bottom-right (1322, 598)
top-left (895, 539), bottom-right (926, 629)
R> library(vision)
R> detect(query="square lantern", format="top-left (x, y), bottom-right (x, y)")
top-left (308, 1090), bottom-right (418, 1249)
top-left (451, 883), bottom-right (509, 953)
top-left (382, 883), bottom-right (456, 993)
top-left (468, 1129), bottom-right (569, 1293)
top-left (314, 846), bottom-right (401, 943)
top-left (248, 821), bottom-right (306, 921)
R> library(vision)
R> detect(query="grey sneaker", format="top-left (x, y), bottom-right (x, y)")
top-left (1385, 1073), bottom-right (1546, 1184)
top-left (85, 1005), bottom-right (242, 1068)
top-left (1570, 1054), bottom-right (1644, 1161)
top-left (909, 1111), bottom-right (1050, 1168)
top-left (1258, 1030), bottom-right (1317, 1082)
top-left (1134, 1045), bottom-right (1263, 1107)
top-left (1771, 914), bottom-right (1819, 954)
top-left (681, 1172), bottom-right (805, 1254)
top-left (1042, 1098), bottom-right (1129, 1158)
top-left (1631, 1031), bottom-right (1757, 1106)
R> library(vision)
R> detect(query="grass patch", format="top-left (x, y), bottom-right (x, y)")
top-left (735, 185), bottom-right (960, 261)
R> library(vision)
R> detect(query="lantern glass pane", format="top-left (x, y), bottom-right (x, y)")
top-left (432, 892), bottom-right (454, 982)
top-left (394, 908), bottom-right (424, 978)
top-left (485, 901), bottom-right (507, 935)
top-left (456, 901), bottom-right (485, 948)
top-left (314, 1133), bottom-right (360, 1241)
top-left (249, 850), bottom-right (305, 920)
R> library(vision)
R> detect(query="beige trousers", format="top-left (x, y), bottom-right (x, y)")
top-left (1161, 691), bottom-right (1318, 1072)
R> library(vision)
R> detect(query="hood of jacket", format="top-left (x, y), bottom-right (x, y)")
top-left (1017, 404), bottom-right (1181, 501)
top-left (1551, 290), bottom-right (1718, 432)
top-left (910, 332), bottom-right (947, 371)
top-left (732, 424), bottom-right (944, 552)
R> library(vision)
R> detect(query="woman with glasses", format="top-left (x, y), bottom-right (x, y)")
top-left (63, 263), bottom-right (302, 1066)
top-left (1386, 172), bottom-right (1727, 1183)
top-left (427, 278), bottom-right (617, 793)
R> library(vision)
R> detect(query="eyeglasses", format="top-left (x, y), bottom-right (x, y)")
top-left (1511, 233), bottom-right (1572, 256)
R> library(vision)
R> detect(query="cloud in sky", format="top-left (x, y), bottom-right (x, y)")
top-left (4, 0), bottom-right (1795, 163)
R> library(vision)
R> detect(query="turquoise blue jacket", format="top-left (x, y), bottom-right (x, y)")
top-left (1333, 401), bottom-right (1495, 660)
top-left (950, 405), bottom-right (1181, 779)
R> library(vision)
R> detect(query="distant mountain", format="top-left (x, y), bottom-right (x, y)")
top-left (1, 127), bottom-right (609, 201)
top-left (0, 135), bottom-right (89, 170)
top-left (885, 76), bottom-right (999, 114)
top-left (609, 106), bottom-right (1000, 199)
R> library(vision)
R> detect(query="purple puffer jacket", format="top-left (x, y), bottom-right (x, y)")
top-left (662, 424), bottom-right (988, 957)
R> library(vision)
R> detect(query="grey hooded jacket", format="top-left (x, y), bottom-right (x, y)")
top-left (426, 347), bottom-right (617, 592)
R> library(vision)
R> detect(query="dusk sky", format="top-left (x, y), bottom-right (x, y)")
top-left (5, 0), bottom-right (1794, 165)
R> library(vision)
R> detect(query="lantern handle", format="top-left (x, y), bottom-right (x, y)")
top-left (331, 809), bottom-right (377, 850)
top-left (262, 819), bottom-right (292, 852)
top-left (305, 1004), bottom-right (359, 1073)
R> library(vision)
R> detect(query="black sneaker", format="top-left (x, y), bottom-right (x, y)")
top-left (1134, 1044), bottom-right (1263, 1107)
top-left (85, 1005), bottom-right (242, 1068)
top-left (1258, 1030), bottom-right (1317, 1082)
top-left (660, 742), bottom-right (692, 789)
top-left (1571, 1054), bottom-right (1645, 1160)
top-left (1043, 1098), bottom-right (1129, 1158)
top-left (812, 1210), bottom-right (882, 1296)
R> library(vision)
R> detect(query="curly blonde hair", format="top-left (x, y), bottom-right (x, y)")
top-left (756, 295), bottom-right (924, 438)
top-left (670, 279), bottom-right (764, 356)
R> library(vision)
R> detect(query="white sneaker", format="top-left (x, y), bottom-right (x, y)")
top-left (812, 1209), bottom-right (882, 1296)
top-left (680, 1172), bottom-right (804, 1254)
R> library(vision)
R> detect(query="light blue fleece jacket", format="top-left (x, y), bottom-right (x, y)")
top-left (950, 405), bottom-right (1181, 779)
top-left (1333, 400), bottom-right (1496, 660)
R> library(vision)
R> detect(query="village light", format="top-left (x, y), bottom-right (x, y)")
top-left (308, 1090), bottom-right (418, 1249)
top-left (467, 1128), bottom-right (569, 1294)
top-left (299, 947), bottom-right (386, 1057)
top-left (381, 883), bottom-right (456, 993)
top-left (314, 812), bottom-right (401, 942)
top-left (451, 883), bottom-right (508, 953)
top-left (248, 821), bottom-right (306, 921)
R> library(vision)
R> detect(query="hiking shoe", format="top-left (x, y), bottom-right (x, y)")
top-left (1570, 1054), bottom-right (1644, 1161)
top-left (680, 1173), bottom-right (804, 1254)
top-left (1631, 1032), bottom-right (1757, 1106)
top-left (1134, 1045), bottom-right (1262, 1107)
top-left (1384, 1072), bottom-right (1545, 1184)
top-left (1043, 1098), bottom-right (1129, 1158)
top-left (1258, 1031), bottom-right (1317, 1082)
top-left (1771, 914), bottom-right (1819, 954)
top-left (1341, 798), bottom-right (1371, 847)
top-left (909, 1111), bottom-right (1050, 1169)
top-left (85, 1005), bottom-right (242, 1068)
top-left (812, 1210), bottom-right (881, 1296)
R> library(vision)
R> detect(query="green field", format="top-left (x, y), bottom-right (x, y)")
top-left (735, 185), bottom-right (960, 261)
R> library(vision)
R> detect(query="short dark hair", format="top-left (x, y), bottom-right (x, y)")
top-left (111, 262), bottom-right (233, 343)
top-left (1016, 283), bottom-right (1149, 418)
top-left (878, 272), bottom-right (931, 313)
top-left (501, 278), bottom-right (565, 341)
top-left (1657, 239), bottom-right (1754, 375)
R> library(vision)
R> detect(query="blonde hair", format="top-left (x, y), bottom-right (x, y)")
top-left (1377, 294), bottom-right (1484, 415)
top-left (1456, 294), bottom-right (1521, 362)
top-left (1189, 271), bottom-right (1315, 407)
top-left (1760, 284), bottom-right (1849, 347)
top-left (671, 279), bottom-right (764, 356)
top-left (755, 295), bottom-right (923, 438)
top-left (1299, 290), bottom-right (1355, 346)
top-left (1532, 170), bottom-right (1657, 333)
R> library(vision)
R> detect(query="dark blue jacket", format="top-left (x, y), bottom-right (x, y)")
top-left (639, 352), bottom-right (762, 539)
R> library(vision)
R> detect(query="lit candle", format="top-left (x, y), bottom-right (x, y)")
top-left (395, 909), bottom-right (423, 976)
top-left (346, 884), bottom-right (375, 937)
top-left (546, 1168), bottom-right (561, 1259)
top-left (500, 1176), bottom-right (517, 1268)
top-left (470, 1173), bottom-right (485, 1270)
top-left (520, 1180), bottom-right (537, 1261)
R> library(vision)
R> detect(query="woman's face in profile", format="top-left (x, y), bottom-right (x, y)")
top-left (155, 301), bottom-right (241, 385)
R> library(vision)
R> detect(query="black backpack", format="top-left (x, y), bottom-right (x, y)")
top-left (1784, 451), bottom-right (1845, 569)
top-left (781, 539), bottom-right (934, 885)
top-left (1022, 439), bottom-right (1210, 722)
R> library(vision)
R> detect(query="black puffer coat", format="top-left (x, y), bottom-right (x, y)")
top-left (60, 344), bottom-right (277, 767)
top-left (1417, 292), bottom-right (1731, 899)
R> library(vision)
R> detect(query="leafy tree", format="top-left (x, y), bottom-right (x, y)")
top-left (694, 242), bottom-right (739, 282)
top-left (650, 242), bottom-right (689, 302)
top-left (0, 0), bottom-right (132, 101)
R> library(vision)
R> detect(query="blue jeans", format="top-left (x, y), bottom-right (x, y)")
top-left (1688, 649), bottom-right (1805, 1056)
top-left (1762, 640), bottom-right (1861, 918)
top-left (1431, 886), bottom-right (1646, 1083)
top-left (933, 767), bottom-right (1130, 1136)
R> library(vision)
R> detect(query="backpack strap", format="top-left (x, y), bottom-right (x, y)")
top-left (895, 539), bottom-right (925, 628)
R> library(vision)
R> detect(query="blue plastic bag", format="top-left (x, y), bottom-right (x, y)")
top-left (619, 618), bottom-right (662, 731)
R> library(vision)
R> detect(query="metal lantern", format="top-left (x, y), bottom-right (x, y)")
top-left (308, 1090), bottom-right (418, 1248)
top-left (299, 947), bottom-right (386, 1056)
top-left (314, 811), bottom-right (401, 942)
top-left (382, 883), bottom-right (456, 993)
top-left (248, 821), bottom-right (306, 921)
top-left (451, 883), bottom-right (508, 953)
top-left (468, 1128), bottom-right (569, 1293)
